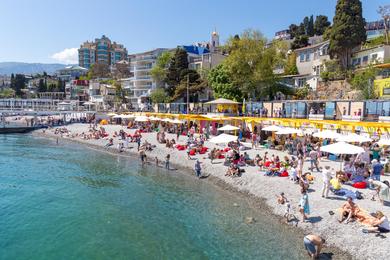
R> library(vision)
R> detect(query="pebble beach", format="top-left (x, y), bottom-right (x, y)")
top-left (34, 123), bottom-right (390, 260)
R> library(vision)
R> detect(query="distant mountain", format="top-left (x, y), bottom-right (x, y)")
top-left (0, 62), bottom-right (76, 75)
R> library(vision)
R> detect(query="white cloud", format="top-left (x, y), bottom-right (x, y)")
top-left (50, 48), bottom-right (78, 64)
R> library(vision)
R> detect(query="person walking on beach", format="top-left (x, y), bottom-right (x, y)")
top-left (195, 159), bottom-right (202, 178)
top-left (299, 188), bottom-right (310, 222)
top-left (136, 137), bottom-right (141, 151)
top-left (165, 154), bottom-right (170, 170)
top-left (303, 234), bottom-right (325, 259)
top-left (321, 165), bottom-right (332, 199)
top-left (309, 149), bottom-right (320, 172)
top-left (186, 146), bottom-right (191, 160)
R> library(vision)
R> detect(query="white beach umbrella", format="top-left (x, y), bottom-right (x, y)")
top-left (209, 133), bottom-right (238, 144)
top-left (276, 127), bottom-right (302, 135)
top-left (337, 133), bottom-right (372, 143)
top-left (261, 125), bottom-right (283, 132)
top-left (377, 138), bottom-right (390, 146)
top-left (171, 119), bottom-right (183, 124)
top-left (148, 116), bottom-right (160, 121)
top-left (161, 118), bottom-right (172, 122)
top-left (121, 114), bottom-right (135, 119)
top-left (135, 116), bottom-right (149, 122)
top-left (217, 124), bottom-right (240, 131)
top-left (320, 142), bottom-right (364, 155)
top-left (313, 130), bottom-right (341, 139)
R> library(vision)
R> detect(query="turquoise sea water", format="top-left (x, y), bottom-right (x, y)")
top-left (0, 135), bottom-right (306, 260)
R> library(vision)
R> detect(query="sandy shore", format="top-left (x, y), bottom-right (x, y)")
top-left (33, 123), bottom-right (390, 259)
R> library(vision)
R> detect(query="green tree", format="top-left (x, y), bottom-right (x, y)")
top-left (223, 29), bottom-right (287, 100)
top-left (0, 88), bottom-right (15, 98)
top-left (150, 88), bottom-right (168, 104)
top-left (165, 48), bottom-right (189, 97)
top-left (208, 64), bottom-right (242, 101)
top-left (329, 0), bottom-right (366, 69)
top-left (350, 66), bottom-right (377, 99)
top-left (291, 35), bottom-right (309, 50)
top-left (308, 15), bottom-right (315, 36)
top-left (150, 51), bottom-right (173, 83)
top-left (289, 24), bottom-right (300, 39)
top-left (314, 15), bottom-right (331, 35)
top-left (38, 78), bottom-right (46, 92)
top-left (57, 79), bottom-right (65, 92)
top-left (284, 52), bottom-right (299, 75)
top-left (11, 74), bottom-right (26, 97)
top-left (89, 63), bottom-right (110, 79)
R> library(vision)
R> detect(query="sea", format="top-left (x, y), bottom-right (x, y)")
top-left (0, 134), bottom-right (307, 259)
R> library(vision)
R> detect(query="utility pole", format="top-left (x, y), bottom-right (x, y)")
top-left (186, 74), bottom-right (189, 114)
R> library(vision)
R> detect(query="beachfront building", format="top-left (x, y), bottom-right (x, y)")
top-left (126, 48), bottom-right (168, 109)
top-left (351, 45), bottom-right (390, 68)
top-left (274, 29), bottom-right (291, 40)
top-left (65, 79), bottom-right (89, 101)
top-left (78, 35), bottom-right (128, 69)
top-left (293, 40), bottom-right (330, 90)
top-left (56, 65), bottom-right (88, 81)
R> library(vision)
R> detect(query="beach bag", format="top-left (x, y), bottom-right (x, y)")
top-left (279, 171), bottom-right (289, 177)
top-left (355, 191), bottom-right (363, 200)
top-left (352, 182), bottom-right (367, 189)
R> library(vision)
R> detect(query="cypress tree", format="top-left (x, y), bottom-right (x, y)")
top-left (329, 0), bottom-right (366, 69)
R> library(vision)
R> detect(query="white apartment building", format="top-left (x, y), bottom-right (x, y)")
top-left (125, 48), bottom-right (168, 108)
top-left (352, 44), bottom-right (390, 68)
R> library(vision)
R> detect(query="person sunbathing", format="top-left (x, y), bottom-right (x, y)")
top-left (339, 197), bottom-right (360, 224)
top-left (362, 211), bottom-right (390, 234)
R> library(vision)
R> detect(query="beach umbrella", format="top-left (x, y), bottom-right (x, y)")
top-left (121, 114), bottom-right (135, 119)
top-left (171, 119), bottom-right (183, 124)
top-left (313, 130), bottom-right (341, 139)
top-left (337, 133), bottom-right (372, 143)
top-left (261, 125), bottom-right (282, 132)
top-left (148, 116), bottom-right (160, 121)
top-left (209, 133), bottom-right (238, 144)
top-left (377, 138), bottom-right (390, 146)
top-left (275, 127), bottom-right (302, 135)
top-left (320, 142), bottom-right (364, 155)
top-left (217, 124), bottom-right (240, 131)
top-left (107, 113), bottom-right (117, 117)
top-left (135, 116), bottom-right (149, 122)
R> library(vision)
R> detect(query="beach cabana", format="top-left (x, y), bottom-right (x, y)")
top-left (209, 133), bottom-right (238, 144)
top-left (205, 98), bottom-right (239, 114)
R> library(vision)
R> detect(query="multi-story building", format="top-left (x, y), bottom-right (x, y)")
top-left (274, 29), bottom-right (291, 40)
top-left (293, 40), bottom-right (330, 90)
top-left (56, 65), bottom-right (88, 81)
top-left (125, 48), bottom-right (168, 108)
top-left (78, 35), bottom-right (128, 69)
top-left (352, 44), bottom-right (390, 68)
top-left (65, 79), bottom-right (89, 101)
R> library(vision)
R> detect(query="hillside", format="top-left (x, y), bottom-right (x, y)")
top-left (0, 62), bottom-right (75, 75)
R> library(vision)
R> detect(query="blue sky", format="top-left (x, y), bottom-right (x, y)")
top-left (0, 0), bottom-right (387, 64)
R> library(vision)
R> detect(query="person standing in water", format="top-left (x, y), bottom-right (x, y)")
top-left (165, 154), bottom-right (170, 170)
top-left (195, 160), bottom-right (201, 178)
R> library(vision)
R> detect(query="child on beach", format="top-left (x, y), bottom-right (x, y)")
top-left (277, 193), bottom-right (293, 222)
top-left (195, 159), bottom-right (202, 178)
top-left (299, 188), bottom-right (310, 222)
top-left (155, 157), bottom-right (159, 167)
top-left (165, 154), bottom-right (170, 170)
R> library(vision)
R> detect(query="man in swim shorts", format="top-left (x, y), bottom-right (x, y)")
top-left (303, 234), bottom-right (325, 259)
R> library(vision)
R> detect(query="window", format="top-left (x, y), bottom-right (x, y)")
top-left (300, 53), bottom-right (305, 62)
top-left (297, 78), bottom-right (306, 87)
top-left (362, 56), bottom-right (369, 65)
top-left (371, 54), bottom-right (378, 62)
top-left (305, 52), bottom-right (310, 62)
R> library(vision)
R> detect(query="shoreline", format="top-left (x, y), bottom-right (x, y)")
top-left (31, 125), bottom-right (355, 259)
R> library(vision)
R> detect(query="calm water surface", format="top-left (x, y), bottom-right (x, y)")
top-left (0, 135), bottom-right (306, 259)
